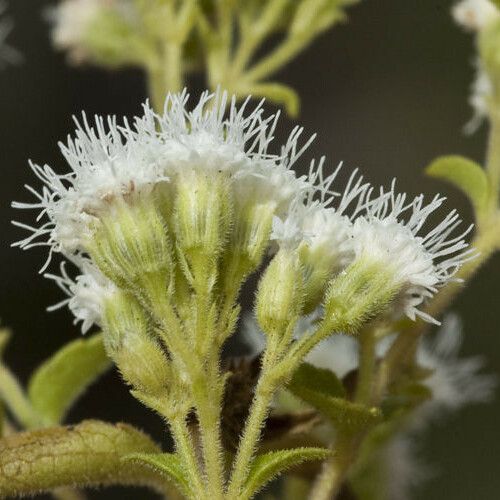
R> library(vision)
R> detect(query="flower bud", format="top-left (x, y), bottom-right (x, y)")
top-left (324, 259), bottom-right (398, 333)
top-left (103, 291), bottom-right (170, 396)
top-left (233, 202), bottom-right (275, 266)
top-left (299, 244), bottom-right (334, 314)
top-left (255, 250), bottom-right (305, 334)
top-left (88, 195), bottom-right (173, 304)
top-left (174, 170), bottom-right (232, 260)
top-left (219, 202), bottom-right (275, 299)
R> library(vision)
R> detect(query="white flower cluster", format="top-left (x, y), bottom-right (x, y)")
top-left (273, 181), bottom-right (473, 324)
top-left (13, 90), bottom-right (472, 331)
top-left (453, 0), bottom-right (500, 31)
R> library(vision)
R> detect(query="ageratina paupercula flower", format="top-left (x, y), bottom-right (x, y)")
top-left (13, 90), bottom-right (473, 339)
top-left (12, 91), bottom-right (315, 333)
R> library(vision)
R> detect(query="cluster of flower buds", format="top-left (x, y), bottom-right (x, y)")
top-left (13, 91), bottom-right (473, 388)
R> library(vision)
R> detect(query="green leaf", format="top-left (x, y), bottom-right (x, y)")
top-left (383, 382), bottom-right (432, 416)
top-left (0, 420), bottom-right (166, 498)
top-left (28, 334), bottom-right (111, 425)
top-left (242, 448), bottom-right (331, 499)
top-left (124, 452), bottom-right (192, 499)
top-left (289, 384), bottom-right (380, 433)
top-left (290, 362), bottom-right (346, 399)
top-left (425, 155), bottom-right (489, 216)
top-left (289, 362), bottom-right (380, 433)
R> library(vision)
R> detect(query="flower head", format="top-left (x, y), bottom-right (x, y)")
top-left (45, 257), bottom-right (116, 333)
top-left (272, 165), bottom-right (370, 271)
top-left (452, 0), bottom-right (500, 31)
top-left (349, 185), bottom-right (474, 324)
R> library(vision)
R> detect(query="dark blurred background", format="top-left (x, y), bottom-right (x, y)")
top-left (1, 0), bottom-right (499, 498)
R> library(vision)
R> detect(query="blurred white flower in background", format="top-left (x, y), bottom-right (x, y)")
top-left (453, 0), bottom-right (500, 31)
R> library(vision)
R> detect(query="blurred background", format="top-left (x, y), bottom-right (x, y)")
top-left (1, 0), bottom-right (498, 498)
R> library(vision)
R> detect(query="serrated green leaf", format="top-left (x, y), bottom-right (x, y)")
top-left (290, 362), bottom-right (346, 399)
top-left (242, 448), bottom-right (331, 499)
top-left (124, 452), bottom-right (191, 498)
top-left (28, 334), bottom-right (111, 425)
top-left (425, 155), bottom-right (489, 216)
top-left (289, 384), bottom-right (380, 433)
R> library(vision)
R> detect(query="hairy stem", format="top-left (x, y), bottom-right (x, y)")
top-left (354, 327), bottom-right (377, 405)
top-left (192, 374), bottom-right (226, 500)
top-left (227, 339), bottom-right (281, 498)
top-left (308, 436), bottom-right (356, 500)
top-left (169, 417), bottom-right (206, 498)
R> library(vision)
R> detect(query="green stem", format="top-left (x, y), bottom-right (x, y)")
top-left (145, 41), bottom-right (183, 113)
top-left (230, 0), bottom-right (289, 78)
top-left (169, 417), bottom-right (206, 499)
top-left (0, 364), bottom-right (42, 429)
top-left (354, 327), bottom-right (377, 405)
top-left (307, 436), bottom-right (355, 500)
top-left (192, 373), bottom-right (225, 500)
top-left (147, 60), bottom-right (168, 113)
top-left (164, 42), bottom-right (183, 94)
top-left (244, 34), bottom-right (308, 82)
top-left (226, 341), bottom-right (281, 498)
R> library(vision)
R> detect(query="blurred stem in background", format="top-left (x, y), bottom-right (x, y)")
top-left (50, 0), bottom-right (359, 115)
